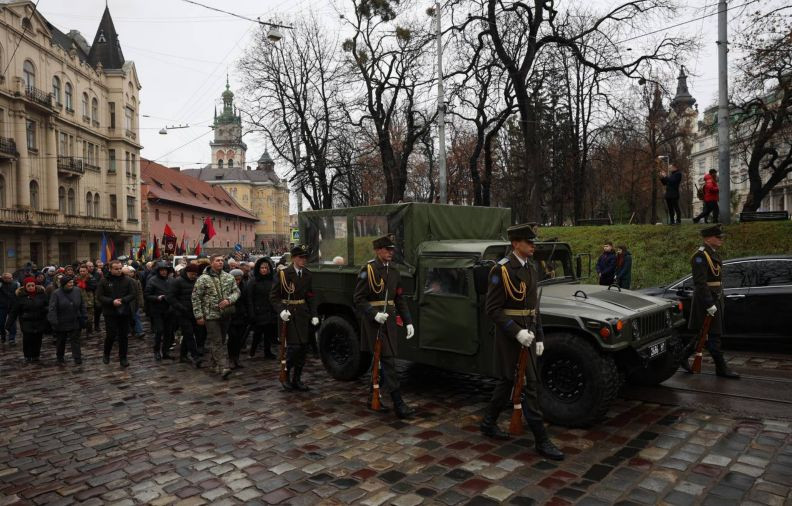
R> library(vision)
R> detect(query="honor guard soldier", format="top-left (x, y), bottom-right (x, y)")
top-left (482, 223), bottom-right (564, 460)
top-left (682, 225), bottom-right (739, 378)
top-left (270, 245), bottom-right (320, 391)
top-left (354, 235), bottom-right (416, 419)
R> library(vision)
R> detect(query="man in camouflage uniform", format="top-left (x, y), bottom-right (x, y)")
top-left (192, 254), bottom-right (240, 380)
top-left (482, 223), bottom-right (564, 460)
top-left (354, 235), bottom-right (415, 419)
top-left (270, 245), bottom-right (319, 391)
top-left (76, 265), bottom-right (96, 337)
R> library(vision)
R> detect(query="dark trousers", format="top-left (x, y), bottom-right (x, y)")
top-left (694, 201), bottom-right (720, 223)
top-left (177, 315), bottom-right (201, 360)
top-left (665, 198), bottom-right (682, 224)
top-left (485, 377), bottom-right (543, 423)
top-left (227, 323), bottom-right (247, 361)
top-left (0, 307), bottom-right (16, 341)
top-left (22, 331), bottom-right (43, 359)
top-left (94, 304), bottom-right (102, 330)
top-left (286, 343), bottom-right (308, 371)
top-left (250, 323), bottom-right (277, 356)
top-left (151, 313), bottom-right (174, 354)
top-left (104, 313), bottom-right (130, 360)
top-left (373, 355), bottom-right (400, 394)
top-left (55, 329), bottom-right (82, 361)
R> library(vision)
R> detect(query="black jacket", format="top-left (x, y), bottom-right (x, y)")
top-left (96, 274), bottom-right (136, 315)
top-left (0, 280), bottom-right (19, 310)
top-left (246, 257), bottom-right (276, 326)
top-left (660, 170), bottom-right (682, 199)
top-left (144, 274), bottom-right (171, 316)
top-left (167, 270), bottom-right (196, 318)
top-left (230, 281), bottom-right (249, 327)
top-left (48, 287), bottom-right (87, 332)
top-left (7, 286), bottom-right (49, 334)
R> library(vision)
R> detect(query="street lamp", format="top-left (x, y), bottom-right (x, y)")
top-left (256, 18), bottom-right (292, 43)
top-left (158, 124), bottom-right (190, 135)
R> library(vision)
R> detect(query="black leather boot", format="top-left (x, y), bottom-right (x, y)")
top-left (528, 421), bottom-right (565, 460)
top-left (391, 390), bottom-right (415, 419)
top-left (292, 366), bottom-right (310, 392)
top-left (480, 412), bottom-right (510, 440)
top-left (713, 353), bottom-right (740, 379)
top-left (281, 367), bottom-right (295, 391)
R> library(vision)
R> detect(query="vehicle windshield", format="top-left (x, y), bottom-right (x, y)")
top-left (301, 214), bottom-right (406, 266)
top-left (535, 246), bottom-right (574, 284)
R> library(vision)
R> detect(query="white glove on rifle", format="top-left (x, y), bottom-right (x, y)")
top-left (535, 342), bottom-right (544, 356)
top-left (374, 312), bottom-right (389, 324)
top-left (706, 305), bottom-right (717, 316)
top-left (406, 324), bottom-right (415, 339)
top-left (279, 310), bottom-right (291, 322)
top-left (516, 329), bottom-right (535, 347)
top-left (311, 317), bottom-right (319, 326)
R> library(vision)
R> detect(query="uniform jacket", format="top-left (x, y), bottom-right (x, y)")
top-left (485, 253), bottom-right (544, 381)
top-left (353, 258), bottom-right (412, 358)
top-left (192, 268), bottom-right (240, 321)
top-left (96, 274), bottom-right (136, 316)
top-left (48, 287), bottom-right (87, 332)
top-left (144, 274), bottom-right (171, 317)
top-left (688, 244), bottom-right (724, 334)
top-left (703, 173), bottom-right (719, 203)
top-left (76, 275), bottom-right (96, 312)
top-left (246, 257), bottom-right (276, 327)
top-left (7, 286), bottom-right (49, 334)
top-left (660, 170), bottom-right (682, 199)
top-left (167, 270), bottom-right (197, 319)
top-left (269, 264), bottom-right (317, 345)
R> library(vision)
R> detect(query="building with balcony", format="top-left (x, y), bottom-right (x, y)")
top-left (182, 84), bottom-right (291, 251)
top-left (0, 2), bottom-right (142, 270)
top-left (140, 159), bottom-right (258, 254)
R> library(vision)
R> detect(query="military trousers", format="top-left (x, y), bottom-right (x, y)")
top-left (486, 377), bottom-right (543, 423)
top-left (370, 355), bottom-right (400, 394)
top-left (286, 343), bottom-right (308, 370)
top-left (204, 319), bottom-right (231, 372)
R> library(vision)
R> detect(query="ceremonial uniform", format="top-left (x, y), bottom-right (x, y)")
top-left (354, 235), bottom-right (415, 418)
top-left (480, 223), bottom-right (564, 460)
top-left (270, 246), bottom-right (318, 390)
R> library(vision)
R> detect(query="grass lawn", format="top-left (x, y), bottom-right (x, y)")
top-left (542, 221), bottom-right (792, 289)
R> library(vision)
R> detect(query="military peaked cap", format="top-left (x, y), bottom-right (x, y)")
top-left (290, 244), bottom-right (310, 257)
top-left (700, 224), bottom-right (725, 238)
top-left (507, 222), bottom-right (539, 242)
top-left (372, 235), bottom-right (396, 249)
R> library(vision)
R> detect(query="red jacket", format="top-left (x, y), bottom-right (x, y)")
top-left (703, 173), bottom-right (719, 203)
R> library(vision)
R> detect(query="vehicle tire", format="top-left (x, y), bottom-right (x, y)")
top-left (539, 332), bottom-right (620, 428)
top-left (627, 335), bottom-right (685, 386)
top-left (319, 316), bottom-right (365, 381)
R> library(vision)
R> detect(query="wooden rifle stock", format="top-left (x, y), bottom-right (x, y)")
top-left (278, 271), bottom-right (291, 383)
top-left (509, 346), bottom-right (529, 435)
top-left (370, 270), bottom-right (389, 411)
top-left (691, 314), bottom-right (713, 374)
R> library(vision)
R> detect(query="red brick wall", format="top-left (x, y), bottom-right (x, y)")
top-left (144, 200), bottom-right (257, 250)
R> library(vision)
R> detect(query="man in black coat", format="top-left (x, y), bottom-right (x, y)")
top-left (167, 263), bottom-right (203, 366)
top-left (96, 260), bottom-right (137, 367)
top-left (482, 223), bottom-right (564, 460)
top-left (246, 257), bottom-right (277, 358)
top-left (660, 163), bottom-right (683, 225)
top-left (48, 275), bottom-right (87, 365)
top-left (0, 272), bottom-right (19, 344)
top-left (144, 261), bottom-right (175, 361)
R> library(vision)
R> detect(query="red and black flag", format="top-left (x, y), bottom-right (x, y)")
top-left (137, 239), bottom-right (146, 261)
top-left (153, 236), bottom-right (161, 259)
top-left (163, 224), bottom-right (177, 256)
top-left (177, 233), bottom-right (186, 256)
top-left (194, 240), bottom-right (202, 256)
top-left (200, 217), bottom-right (216, 244)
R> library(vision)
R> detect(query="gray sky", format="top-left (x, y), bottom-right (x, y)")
top-left (37, 0), bottom-right (737, 178)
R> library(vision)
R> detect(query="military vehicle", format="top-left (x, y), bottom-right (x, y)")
top-left (301, 203), bottom-right (685, 427)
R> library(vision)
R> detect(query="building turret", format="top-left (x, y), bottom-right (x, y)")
top-left (671, 66), bottom-right (697, 113)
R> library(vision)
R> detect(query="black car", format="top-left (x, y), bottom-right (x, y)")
top-left (641, 255), bottom-right (792, 339)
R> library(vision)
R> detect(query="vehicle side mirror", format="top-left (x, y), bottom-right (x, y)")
top-left (576, 256), bottom-right (582, 279)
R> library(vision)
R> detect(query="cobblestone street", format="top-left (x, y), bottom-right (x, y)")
top-left (1, 335), bottom-right (791, 506)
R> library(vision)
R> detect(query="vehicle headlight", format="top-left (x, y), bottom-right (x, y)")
top-left (631, 319), bottom-right (641, 338)
top-left (665, 310), bottom-right (672, 327)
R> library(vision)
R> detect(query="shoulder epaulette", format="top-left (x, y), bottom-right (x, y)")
top-left (367, 259), bottom-right (375, 264)
top-left (498, 257), bottom-right (509, 266)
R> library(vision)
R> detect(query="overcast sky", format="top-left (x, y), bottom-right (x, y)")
top-left (36, 0), bottom-right (745, 185)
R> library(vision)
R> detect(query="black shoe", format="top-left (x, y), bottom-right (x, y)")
top-left (536, 438), bottom-right (565, 460)
top-left (180, 355), bottom-right (190, 363)
top-left (192, 358), bottom-right (203, 369)
top-left (391, 390), bottom-right (415, 419)
top-left (713, 355), bottom-right (740, 379)
top-left (74, 358), bottom-right (82, 365)
top-left (24, 356), bottom-right (32, 364)
top-left (162, 354), bottom-right (175, 361)
top-left (221, 368), bottom-right (232, 380)
top-left (233, 360), bottom-right (244, 369)
top-left (120, 358), bottom-right (129, 368)
top-left (56, 357), bottom-right (65, 366)
top-left (8, 339), bottom-right (15, 346)
top-left (31, 357), bottom-right (40, 364)
top-left (264, 352), bottom-right (277, 359)
top-left (103, 355), bottom-right (110, 364)
top-left (154, 351), bottom-right (162, 361)
top-left (480, 414), bottom-right (510, 440)
top-left (680, 357), bottom-right (692, 373)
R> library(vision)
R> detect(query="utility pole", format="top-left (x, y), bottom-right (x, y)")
top-left (717, 0), bottom-right (731, 223)
top-left (435, 1), bottom-right (448, 204)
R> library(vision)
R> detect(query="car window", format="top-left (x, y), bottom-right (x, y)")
top-left (424, 268), bottom-right (468, 296)
top-left (753, 260), bottom-right (792, 287)
top-left (723, 262), bottom-right (754, 289)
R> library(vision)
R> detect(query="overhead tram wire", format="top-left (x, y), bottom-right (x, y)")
top-left (2, 0), bottom-right (42, 78)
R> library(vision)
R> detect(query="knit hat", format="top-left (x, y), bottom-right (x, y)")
top-left (23, 276), bottom-right (35, 286)
top-left (60, 275), bottom-right (74, 285)
top-left (229, 269), bottom-right (244, 278)
top-left (186, 263), bottom-right (202, 274)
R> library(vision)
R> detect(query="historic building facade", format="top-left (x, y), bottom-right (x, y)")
top-left (182, 85), bottom-right (290, 250)
top-left (140, 159), bottom-right (257, 254)
top-left (0, 2), bottom-right (142, 270)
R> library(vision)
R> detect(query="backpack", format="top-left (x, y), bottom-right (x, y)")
top-left (695, 184), bottom-right (704, 201)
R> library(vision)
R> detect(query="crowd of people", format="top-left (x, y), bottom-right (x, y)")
top-left (1, 253), bottom-right (297, 379)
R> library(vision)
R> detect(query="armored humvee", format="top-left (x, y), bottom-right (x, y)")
top-left (301, 203), bottom-right (685, 427)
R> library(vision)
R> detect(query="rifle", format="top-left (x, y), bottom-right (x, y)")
top-left (278, 271), bottom-right (292, 384)
top-left (509, 287), bottom-right (541, 435)
top-left (691, 313), bottom-right (713, 374)
top-left (370, 266), bottom-right (389, 411)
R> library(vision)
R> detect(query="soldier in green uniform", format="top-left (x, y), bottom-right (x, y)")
top-left (354, 235), bottom-right (416, 419)
top-left (270, 245), bottom-right (320, 391)
top-left (682, 224), bottom-right (739, 378)
top-left (481, 223), bottom-right (564, 460)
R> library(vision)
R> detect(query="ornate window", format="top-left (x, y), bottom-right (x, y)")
top-left (93, 194), bottom-right (100, 217)
top-left (0, 174), bottom-right (4, 208)
top-left (67, 188), bottom-right (76, 215)
top-left (218, 160), bottom-right (224, 169)
top-left (22, 60), bottom-right (34, 88)
top-left (30, 181), bottom-right (39, 210)
top-left (52, 76), bottom-right (61, 103)
top-left (58, 186), bottom-right (65, 213)
top-left (228, 159), bottom-right (234, 168)
top-left (64, 83), bottom-right (73, 110)
top-left (86, 192), bottom-right (93, 217)
top-left (82, 93), bottom-right (89, 117)
top-left (91, 98), bottom-right (98, 123)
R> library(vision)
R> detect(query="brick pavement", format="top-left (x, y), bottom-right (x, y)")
top-left (0, 334), bottom-right (791, 506)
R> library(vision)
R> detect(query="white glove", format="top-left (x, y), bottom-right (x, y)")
top-left (516, 329), bottom-right (535, 347)
top-left (374, 312), bottom-right (389, 324)
top-left (279, 310), bottom-right (291, 322)
top-left (311, 317), bottom-right (319, 326)
top-left (535, 342), bottom-right (544, 356)
top-left (706, 305), bottom-right (717, 316)
top-left (406, 324), bottom-right (414, 339)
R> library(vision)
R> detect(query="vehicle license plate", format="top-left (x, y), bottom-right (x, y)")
top-left (649, 341), bottom-right (666, 358)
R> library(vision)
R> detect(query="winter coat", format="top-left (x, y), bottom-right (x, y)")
top-left (192, 268), bottom-right (240, 321)
top-left (133, 277), bottom-right (144, 311)
top-left (353, 259), bottom-right (410, 357)
top-left (0, 280), bottom-right (19, 310)
top-left (48, 287), bottom-right (87, 332)
top-left (230, 281), bottom-right (249, 327)
top-left (7, 286), bottom-right (49, 334)
top-left (596, 251), bottom-right (617, 285)
top-left (688, 244), bottom-right (724, 335)
top-left (615, 251), bottom-right (633, 290)
top-left (144, 273), bottom-right (172, 317)
top-left (660, 170), bottom-right (682, 199)
top-left (271, 265), bottom-right (318, 345)
top-left (167, 270), bottom-right (197, 319)
top-left (703, 173), bottom-right (719, 203)
top-left (246, 257), bottom-right (276, 326)
top-left (96, 274), bottom-right (137, 316)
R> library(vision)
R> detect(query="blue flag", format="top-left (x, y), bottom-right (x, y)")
top-left (100, 232), bottom-right (108, 263)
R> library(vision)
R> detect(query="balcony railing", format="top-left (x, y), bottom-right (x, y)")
top-left (84, 162), bottom-right (101, 172)
top-left (25, 86), bottom-right (53, 108)
top-left (0, 136), bottom-right (17, 156)
top-left (57, 155), bottom-right (84, 175)
top-left (0, 209), bottom-right (124, 231)
top-left (125, 129), bottom-right (136, 140)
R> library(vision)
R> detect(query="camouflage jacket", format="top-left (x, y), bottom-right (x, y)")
top-left (192, 268), bottom-right (240, 321)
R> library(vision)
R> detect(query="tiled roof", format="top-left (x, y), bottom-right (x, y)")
top-left (140, 159), bottom-right (258, 221)
top-left (182, 165), bottom-right (284, 186)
